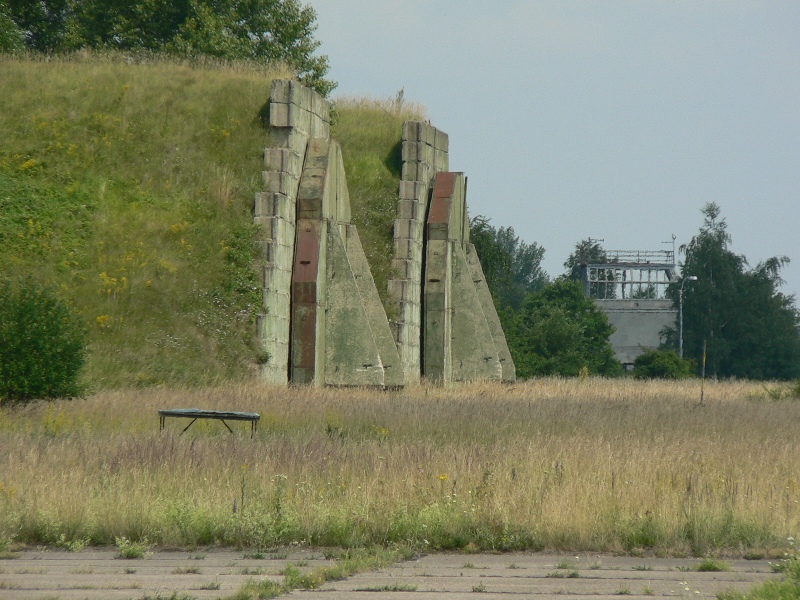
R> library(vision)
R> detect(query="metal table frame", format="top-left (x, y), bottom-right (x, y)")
top-left (158, 408), bottom-right (260, 438)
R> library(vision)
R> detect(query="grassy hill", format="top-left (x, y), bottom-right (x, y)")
top-left (0, 54), bottom-right (423, 391)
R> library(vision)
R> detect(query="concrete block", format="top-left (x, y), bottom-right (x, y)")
top-left (263, 148), bottom-right (286, 172)
top-left (270, 128), bottom-right (308, 156)
top-left (401, 161), bottom-right (420, 182)
top-left (255, 192), bottom-right (294, 220)
top-left (269, 102), bottom-right (290, 128)
top-left (287, 80), bottom-right (307, 108)
top-left (254, 192), bottom-right (270, 217)
top-left (402, 121), bottom-right (423, 142)
top-left (256, 215), bottom-right (284, 240)
top-left (393, 259), bottom-right (413, 279)
top-left (399, 180), bottom-right (425, 201)
top-left (310, 91), bottom-right (320, 117)
top-left (264, 147), bottom-right (303, 174)
top-left (392, 237), bottom-right (415, 260)
top-left (253, 215), bottom-right (275, 232)
top-left (297, 166), bottom-right (326, 198)
top-left (402, 140), bottom-right (434, 163)
top-left (398, 234), bottom-right (422, 253)
top-left (396, 199), bottom-right (417, 220)
top-left (258, 315), bottom-right (290, 344)
top-left (332, 143), bottom-right (351, 223)
top-left (254, 240), bottom-right (272, 262)
top-left (387, 279), bottom-right (410, 303)
top-left (318, 99), bottom-right (330, 124)
top-left (309, 116), bottom-right (324, 138)
top-left (427, 222), bottom-right (449, 241)
top-left (275, 193), bottom-right (297, 220)
top-left (263, 289), bottom-right (291, 316)
top-left (434, 149), bottom-right (449, 172)
top-left (393, 218), bottom-right (418, 240)
top-left (434, 128), bottom-right (449, 153)
top-left (423, 123), bottom-right (435, 146)
top-left (289, 103), bottom-right (311, 132)
top-left (270, 79), bottom-right (291, 104)
top-left (262, 170), bottom-right (300, 195)
top-left (262, 265), bottom-right (293, 290)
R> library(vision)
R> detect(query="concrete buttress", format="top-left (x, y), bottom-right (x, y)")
top-left (257, 81), bottom-right (514, 386)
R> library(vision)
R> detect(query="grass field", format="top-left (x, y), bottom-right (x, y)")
top-left (1, 378), bottom-right (797, 557)
top-left (0, 54), bottom-right (421, 389)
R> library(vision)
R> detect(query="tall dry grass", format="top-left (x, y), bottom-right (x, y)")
top-left (0, 378), bottom-right (797, 555)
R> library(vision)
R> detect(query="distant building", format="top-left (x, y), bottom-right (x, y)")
top-left (581, 249), bottom-right (677, 369)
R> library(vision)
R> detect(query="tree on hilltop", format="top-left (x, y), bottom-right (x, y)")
top-left (4, 0), bottom-right (335, 95)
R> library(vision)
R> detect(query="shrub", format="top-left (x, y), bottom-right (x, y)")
top-left (634, 349), bottom-right (694, 380)
top-left (0, 279), bottom-right (86, 402)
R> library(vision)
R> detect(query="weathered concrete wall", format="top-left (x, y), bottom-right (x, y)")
top-left (596, 299), bottom-right (676, 367)
top-left (388, 122), bottom-right (449, 383)
top-left (423, 172), bottom-right (510, 382)
top-left (255, 80), bottom-right (330, 383)
top-left (256, 80), bottom-right (514, 386)
top-left (290, 137), bottom-right (403, 387)
top-left (465, 244), bottom-right (516, 382)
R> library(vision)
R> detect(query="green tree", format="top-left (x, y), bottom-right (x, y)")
top-left (503, 279), bottom-right (621, 378)
top-left (469, 216), bottom-right (548, 311)
top-left (5, 0), bottom-right (334, 95)
top-left (668, 202), bottom-right (800, 380)
top-left (0, 280), bottom-right (86, 402)
top-left (564, 238), bottom-right (616, 299)
top-left (0, 1), bottom-right (24, 52)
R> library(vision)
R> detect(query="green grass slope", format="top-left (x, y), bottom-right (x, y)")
top-left (0, 55), bottom-right (424, 391)
top-left (332, 94), bottom-right (426, 311)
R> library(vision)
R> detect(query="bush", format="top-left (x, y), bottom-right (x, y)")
top-left (0, 279), bottom-right (86, 402)
top-left (634, 349), bottom-right (694, 380)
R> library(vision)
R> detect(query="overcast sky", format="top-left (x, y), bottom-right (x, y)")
top-left (308, 1), bottom-right (800, 300)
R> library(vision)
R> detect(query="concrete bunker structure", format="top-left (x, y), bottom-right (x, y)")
top-left (255, 80), bottom-right (514, 386)
top-left (582, 249), bottom-right (677, 368)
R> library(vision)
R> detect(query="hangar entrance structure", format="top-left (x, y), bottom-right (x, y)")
top-left (582, 249), bottom-right (677, 369)
top-left (254, 80), bottom-right (515, 387)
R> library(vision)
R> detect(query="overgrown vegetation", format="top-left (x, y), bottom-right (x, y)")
top-left (634, 349), bottom-right (694, 380)
top-left (332, 92), bottom-right (425, 308)
top-left (0, 55), bottom-right (285, 389)
top-left (0, 379), bottom-right (796, 555)
top-left (720, 541), bottom-right (799, 599)
top-left (225, 547), bottom-right (413, 600)
top-left (502, 280), bottom-right (621, 378)
top-left (0, 279), bottom-right (86, 402)
top-left (2, 0), bottom-right (334, 95)
top-left (667, 202), bottom-right (800, 380)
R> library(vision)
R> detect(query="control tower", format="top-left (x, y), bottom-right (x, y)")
top-left (581, 249), bottom-right (677, 369)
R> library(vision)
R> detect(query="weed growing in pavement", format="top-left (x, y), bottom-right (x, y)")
top-left (114, 536), bottom-right (152, 559)
top-left (695, 558), bottom-right (730, 572)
